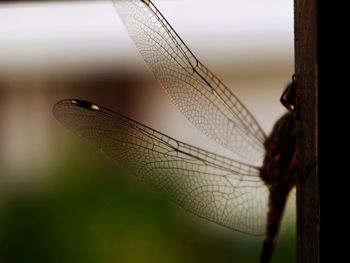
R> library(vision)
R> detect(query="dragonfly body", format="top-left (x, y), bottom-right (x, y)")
top-left (54, 1), bottom-right (296, 262)
top-left (260, 112), bottom-right (297, 263)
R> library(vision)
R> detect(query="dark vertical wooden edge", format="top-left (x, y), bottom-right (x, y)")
top-left (294, 0), bottom-right (319, 262)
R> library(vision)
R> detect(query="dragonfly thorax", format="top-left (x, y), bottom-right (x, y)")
top-left (260, 112), bottom-right (297, 191)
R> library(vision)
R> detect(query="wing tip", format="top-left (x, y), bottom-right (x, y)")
top-left (54, 99), bottom-right (100, 111)
top-left (52, 99), bottom-right (102, 120)
top-left (141, 0), bottom-right (150, 6)
top-left (71, 100), bottom-right (100, 111)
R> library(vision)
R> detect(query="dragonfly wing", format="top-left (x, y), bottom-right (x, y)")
top-left (54, 99), bottom-right (268, 235)
top-left (113, 0), bottom-right (266, 163)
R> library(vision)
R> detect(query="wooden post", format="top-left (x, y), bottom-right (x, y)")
top-left (294, 0), bottom-right (319, 262)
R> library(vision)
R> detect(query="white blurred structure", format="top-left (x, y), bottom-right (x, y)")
top-left (0, 0), bottom-right (293, 70)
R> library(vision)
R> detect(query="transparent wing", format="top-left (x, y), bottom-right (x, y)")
top-left (54, 99), bottom-right (268, 235)
top-left (113, 0), bottom-right (266, 163)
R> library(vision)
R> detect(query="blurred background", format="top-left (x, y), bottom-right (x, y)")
top-left (0, 0), bottom-right (295, 262)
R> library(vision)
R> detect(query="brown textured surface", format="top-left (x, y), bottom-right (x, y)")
top-left (294, 0), bottom-right (319, 262)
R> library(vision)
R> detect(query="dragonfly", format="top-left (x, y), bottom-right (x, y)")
top-left (53, 1), bottom-right (297, 262)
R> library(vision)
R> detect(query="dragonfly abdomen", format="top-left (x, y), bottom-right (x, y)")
top-left (260, 189), bottom-right (289, 263)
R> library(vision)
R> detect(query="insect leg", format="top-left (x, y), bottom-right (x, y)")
top-left (281, 74), bottom-right (299, 118)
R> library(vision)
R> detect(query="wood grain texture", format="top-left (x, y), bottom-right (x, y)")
top-left (294, 0), bottom-right (319, 262)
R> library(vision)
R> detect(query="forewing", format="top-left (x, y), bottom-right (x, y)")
top-left (113, 0), bottom-right (266, 163)
top-left (54, 99), bottom-right (268, 235)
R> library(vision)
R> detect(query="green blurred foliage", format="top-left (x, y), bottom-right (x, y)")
top-left (0, 144), bottom-right (295, 263)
